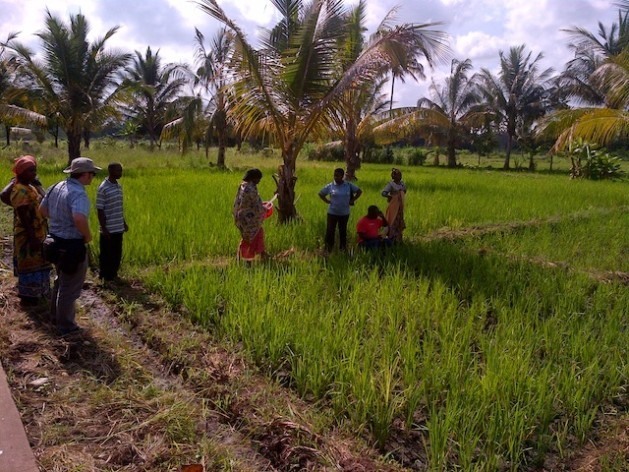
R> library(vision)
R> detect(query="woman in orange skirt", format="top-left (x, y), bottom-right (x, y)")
top-left (233, 169), bottom-right (269, 261)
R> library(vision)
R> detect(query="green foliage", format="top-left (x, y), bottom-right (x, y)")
top-left (363, 146), bottom-right (394, 164)
top-left (392, 146), bottom-right (427, 166)
top-left (583, 151), bottom-right (625, 180)
top-left (566, 140), bottom-right (626, 180)
top-left (306, 142), bottom-right (344, 162)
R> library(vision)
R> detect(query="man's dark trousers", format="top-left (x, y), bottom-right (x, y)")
top-left (99, 232), bottom-right (123, 281)
top-left (325, 214), bottom-right (350, 252)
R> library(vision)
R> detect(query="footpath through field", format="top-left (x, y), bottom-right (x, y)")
top-left (0, 363), bottom-right (39, 472)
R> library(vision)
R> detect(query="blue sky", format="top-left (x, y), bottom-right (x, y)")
top-left (0, 0), bottom-right (621, 106)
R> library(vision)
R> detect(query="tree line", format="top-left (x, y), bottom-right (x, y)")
top-left (1, 0), bottom-right (627, 221)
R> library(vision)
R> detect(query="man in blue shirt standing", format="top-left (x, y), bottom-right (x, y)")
top-left (318, 168), bottom-right (362, 253)
top-left (40, 157), bottom-right (101, 336)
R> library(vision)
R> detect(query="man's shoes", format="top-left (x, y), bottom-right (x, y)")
top-left (19, 296), bottom-right (39, 307)
top-left (57, 325), bottom-right (82, 337)
top-left (101, 276), bottom-right (123, 288)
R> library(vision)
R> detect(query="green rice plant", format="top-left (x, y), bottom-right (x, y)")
top-left (600, 451), bottom-right (629, 472)
top-left (139, 246), bottom-right (629, 468)
top-left (371, 356), bottom-right (404, 450)
top-left (454, 209), bottom-right (629, 273)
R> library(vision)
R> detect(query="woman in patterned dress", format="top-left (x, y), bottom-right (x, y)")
top-left (10, 156), bottom-right (51, 304)
top-left (381, 168), bottom-right (407, 243)
top-left (233, 168), bottom-right (268, 261)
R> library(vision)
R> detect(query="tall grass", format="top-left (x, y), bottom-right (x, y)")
top-left (141, 245), bottom-right (628, 468)
top-left (450, 209), bottom-right (629, 272)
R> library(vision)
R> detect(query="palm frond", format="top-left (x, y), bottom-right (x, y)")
top-left (196, 0), bottom-right (285, 140)
top-left (551, 108), bottom-right (629, 151)
top-left (0, 104), bottom-right (46, 125)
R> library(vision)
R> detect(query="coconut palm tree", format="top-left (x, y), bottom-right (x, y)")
top-left (193, 27), bottom-right (235, 168)
top-left (7, 10), bottom-right (130, 163)
top-left (477, 45), bottom-right (552, 170)
top-left (372, 58), bottom-right (480, 168)
top-left (160, 28), bottom-right (236, 162)
top-left (386, 16), bottom-right (434, 116)
top-left (122, 47), bottom-right (187, 149)
top-left (331, 76), bottom-right (390, 180)
top-left (558, 10), bottom-right (629, 106)
top-left (196, 0), bottom-right (448, 221)
top-left (161, 93), bottom-right (211, 153)
top-left (329, 0), bottom-right (421, 179)
top-left (539, 5), bottom-right (629, 152)
top-left (0, 34), bottom-right (46, 145)
top-left (540, 50), bottom-right (629, 150)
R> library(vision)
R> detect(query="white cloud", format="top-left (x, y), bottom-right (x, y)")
top-left (223, 0), bottom-right (277, 25)
top-left (454, 31), bottom-right (509, 63)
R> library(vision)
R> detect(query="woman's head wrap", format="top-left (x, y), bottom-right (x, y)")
top-left (13, 155), bottom-right (37, 176)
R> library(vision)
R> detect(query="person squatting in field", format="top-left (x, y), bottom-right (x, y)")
top-left (356, 205), bottom-right (392, 250)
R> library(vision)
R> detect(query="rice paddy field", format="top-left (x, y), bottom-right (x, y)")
top-left (1, 144), bottom-right (628, 470)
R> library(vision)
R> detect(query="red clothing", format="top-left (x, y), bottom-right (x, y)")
top-left (356, 216), bottom-right (385, 243)
top-left (238, 228), bottom-right (265, 261)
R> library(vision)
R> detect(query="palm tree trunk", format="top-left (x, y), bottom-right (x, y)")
top-left (274, 156), bottom-right (298, 223)
top-left (389, 75), bottom-right (396, 114)
top-left (447, 126), bottom-right (457, 168)
top-left (432, 146), bottom-right (440, 166)
top-left (67, 129), bottom-right (82, 164)
top-left (504, 133), bottom-right (512, 170)
top-left (344, 132), bottom-right (361, 180)
top-left (217, 143), bottom-right (226, 168)
top-left (528, 153), bottom-right (535, 171)
top-left (216, 128), bottom-right (227, 169)
top-left (504, 118), bottom-right (515, 170)
top-left (215, 110), bottom-right (227, 168)
top-left (83, 128), bottom-right (91, 149)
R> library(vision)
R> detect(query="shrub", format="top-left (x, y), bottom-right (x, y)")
top-left (567, 140), bottom-right (626, 180)
top-left (388, 146), bottom-right (427, 166)
top-left (307, 142), bottom-right (344, 162)
top-left (363, 147), bottom-right (394, 164)
top-left (581, 152), bottom-right (625, 180)
top-left (407, 148), bottom-right (427, 166)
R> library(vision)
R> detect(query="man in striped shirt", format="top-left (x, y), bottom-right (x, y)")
top-left (96, 163), bottom-right (128, 282)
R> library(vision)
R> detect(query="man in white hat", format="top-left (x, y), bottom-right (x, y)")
top-left (40, 157), bottom-right (101, 336)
